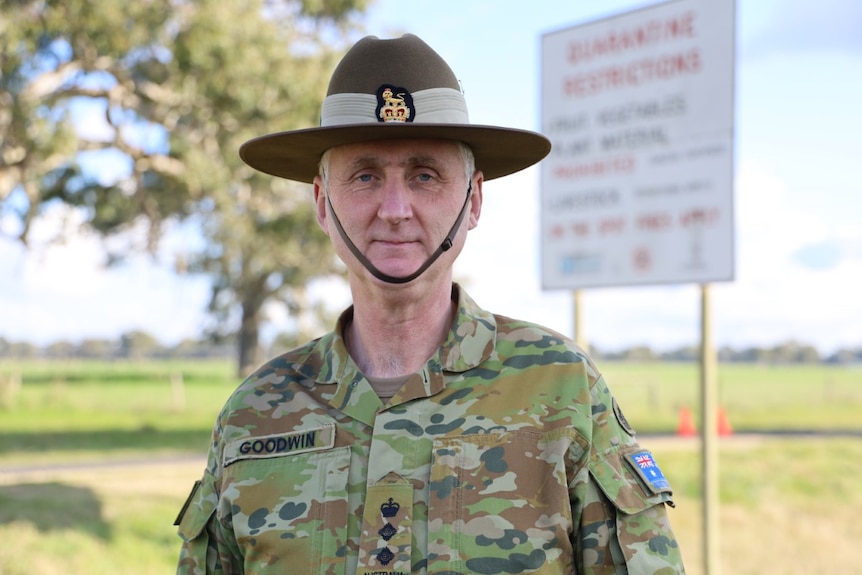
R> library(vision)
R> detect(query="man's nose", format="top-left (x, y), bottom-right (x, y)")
top-left (377, 179), bottom-right (413, 223)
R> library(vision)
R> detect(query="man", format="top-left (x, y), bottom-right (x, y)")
top-left (176, 34), bottom-right (686, 575)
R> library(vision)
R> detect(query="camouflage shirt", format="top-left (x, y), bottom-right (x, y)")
top-left (176, 285), bottom-right (685, 574)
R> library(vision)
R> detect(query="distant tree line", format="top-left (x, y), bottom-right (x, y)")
top-left (1, 332), bottom-right (860, 365)
top-left (590, 341), bottom-right (862, 365)
top-left (0, 331), bottom-right (231, 361)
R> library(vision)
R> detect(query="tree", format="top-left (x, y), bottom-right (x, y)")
top-left (76, 338), bottom-right (116, 359)
top-left (119, 330), bottom-right (163, 360)
top-left (622, 345), bottom-right (656, 362)
top-left (43, 340), bottom-right (75, 359)
top-left (1, 0), bottom-right (366, 375)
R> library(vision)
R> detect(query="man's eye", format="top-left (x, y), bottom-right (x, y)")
top-left (416, 173), bottom-right (433, 182)
top-left (357, 173), bottom-right (374, 182)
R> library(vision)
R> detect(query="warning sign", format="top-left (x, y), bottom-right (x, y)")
top-left (540, 0), bottom-right (735, 289)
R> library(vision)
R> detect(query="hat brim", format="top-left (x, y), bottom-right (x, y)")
top-left (239, 124), bottom-right (551, 184)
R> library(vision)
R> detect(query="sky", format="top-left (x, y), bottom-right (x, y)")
top-left (1, 0), bottom-right (861, 354)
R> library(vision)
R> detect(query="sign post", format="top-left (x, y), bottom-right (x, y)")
top-left (700, 283), bottom-right (720, 575)
top-left (541, 2), bottom-right (736, 573)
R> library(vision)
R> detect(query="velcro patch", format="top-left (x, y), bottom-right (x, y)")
top-left (224, 424), bottom-right (335, 466)
top-left (613, 397), bottom-right (636, 436)
top-left (626, 450), bottom-right (671, 493)
top-left (173, 479), bottom-right (202, 526)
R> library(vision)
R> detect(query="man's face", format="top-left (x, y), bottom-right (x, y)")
top-left (314, 139), bottom-right (482, 284)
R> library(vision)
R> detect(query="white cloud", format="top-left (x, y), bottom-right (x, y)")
top-left (742, 0), bottom-right (862, 59)
top-left (0, 206), bottom-right (210, 345)
top-left (453, 160), bottom-right (861, 355)
top-left (706, 165), bottom-right (861, 353)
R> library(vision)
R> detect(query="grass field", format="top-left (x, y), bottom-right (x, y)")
top-left (599, 361), bottom-right (862, 433)
top-left (1, 359), bottom-right (860, 574)
top-left (0, 360), bottom-right (235, 466)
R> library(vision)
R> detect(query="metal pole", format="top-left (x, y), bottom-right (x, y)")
top-left (700, 283), bottom-right (720, 574)
top-left (572, 289), bottom-right (587, 351)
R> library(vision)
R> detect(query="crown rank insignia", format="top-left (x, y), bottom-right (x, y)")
top-left (376, 85), bottom-right (414, 123)
top-left (380, 497), bottom-right (400, 518)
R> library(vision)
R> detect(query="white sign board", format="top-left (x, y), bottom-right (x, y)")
top-left (540, 0), bottom-right (735, 289)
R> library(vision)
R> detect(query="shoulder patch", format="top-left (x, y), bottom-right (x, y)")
top-left (224, 424), bottom-right (335, 466)
top-left (626, 450), bottom-right (671, 493)
top-left (613, 397), bottom-right (636, 436)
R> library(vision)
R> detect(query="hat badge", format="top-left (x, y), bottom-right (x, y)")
top-left (376, 85), bottom-right (414, 123)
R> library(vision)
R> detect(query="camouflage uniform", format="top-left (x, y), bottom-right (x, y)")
top-left (176, 285), bottom-right (685, 574)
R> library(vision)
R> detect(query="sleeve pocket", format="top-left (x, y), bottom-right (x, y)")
top-left (176, 471), bottom-right (218, 542)
top-left (589, 445), bottom-right (674, 514)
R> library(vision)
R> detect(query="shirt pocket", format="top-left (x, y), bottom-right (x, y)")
top-left (427, 429), bottom-right (577, 575)
top-left (177, 473), bottom-right (216, 542)
top-left (589, 445), bottom-right (675, 513)
top-left (589, 445), bottom-right (682, 570)
top-left (221, 445), bottom-right (351, 575)
top-left (176, 471), bottom-right (218, 574)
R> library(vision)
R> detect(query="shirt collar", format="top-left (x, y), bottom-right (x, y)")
top-left (297, 283), bottom-right (497, 386)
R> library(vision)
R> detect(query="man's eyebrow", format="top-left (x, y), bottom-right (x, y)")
top-left (400, 155), bottom-right (442, 168)
top-left (347, 154), bottom-right (443, 169)
top-left (346, 155), bottom-right (384, 169)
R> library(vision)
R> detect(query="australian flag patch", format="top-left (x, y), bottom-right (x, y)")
top-left (627, 450), bottom-right (671, 492)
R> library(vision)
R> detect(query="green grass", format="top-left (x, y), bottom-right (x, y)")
top-left (1, 439), bottom-right (859, 575)
top-left (0, 464), bottom-right (197, 575)
top-left (1, 359), bottom-right (860, 462)
top-left (600, 361), bottom-right (862, 432)
top-left (0, 359), bottom-right (860, 574)
top-left (660, 437), bottom-right (862, 574)
top-left (0, 359), bottom-right (236, 465)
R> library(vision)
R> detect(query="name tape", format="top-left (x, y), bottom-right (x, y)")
top-left (224, 424), bottom-right (335, 466)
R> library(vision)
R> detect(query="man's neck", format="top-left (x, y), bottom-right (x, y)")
top-left (346, 281), bottom-right (456, 378)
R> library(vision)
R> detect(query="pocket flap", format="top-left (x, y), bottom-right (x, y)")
top-left (176, 472), bottom-right (217, 542)
top-left (589, 446), bottom-right (674, 514)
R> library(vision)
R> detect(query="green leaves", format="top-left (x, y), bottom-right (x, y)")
top-left (1, 0), bottom-right (365, 373)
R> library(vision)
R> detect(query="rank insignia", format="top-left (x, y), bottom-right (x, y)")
top-left (380, 497), bottom-right (400, 518)
top-left (378, 523), bottom-right (397, 541)
top-left (377, 547), bottom-right (395, 566)
top-left (376, 85), bottom-right (414, 123)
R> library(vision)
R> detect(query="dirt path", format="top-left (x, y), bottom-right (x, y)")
top-left (4, 429), bottom-right (859, 480)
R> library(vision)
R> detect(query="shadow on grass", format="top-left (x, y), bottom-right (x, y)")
top-left (0, 427), bottom-right (211, 455)
top-left (0, 482), bottom-right (111, 539)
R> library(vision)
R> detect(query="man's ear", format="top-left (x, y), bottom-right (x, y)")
top-left (312, 176), bottom-right (330, 235)
top-left (468, 171), bottom-right (484, 230)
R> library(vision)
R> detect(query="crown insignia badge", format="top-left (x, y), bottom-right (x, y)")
top-left (380, 497), bottom-right (401, 518)
top-left (376, 85), bottom-right (414, 123)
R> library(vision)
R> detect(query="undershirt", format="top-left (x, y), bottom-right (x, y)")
top-left (366, 374), bottom-right (409, 401)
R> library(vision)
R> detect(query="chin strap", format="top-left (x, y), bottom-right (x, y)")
top-left (326, 183), bottom-right (473, 284)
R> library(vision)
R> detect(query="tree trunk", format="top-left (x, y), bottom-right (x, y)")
top-left (237, 305), bottom-right (261, 378)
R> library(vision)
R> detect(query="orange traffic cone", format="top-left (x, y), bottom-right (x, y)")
top-left (676, 407), bottom-right (697, 437)
top-left (717, 407), bottom-right (733, 436)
